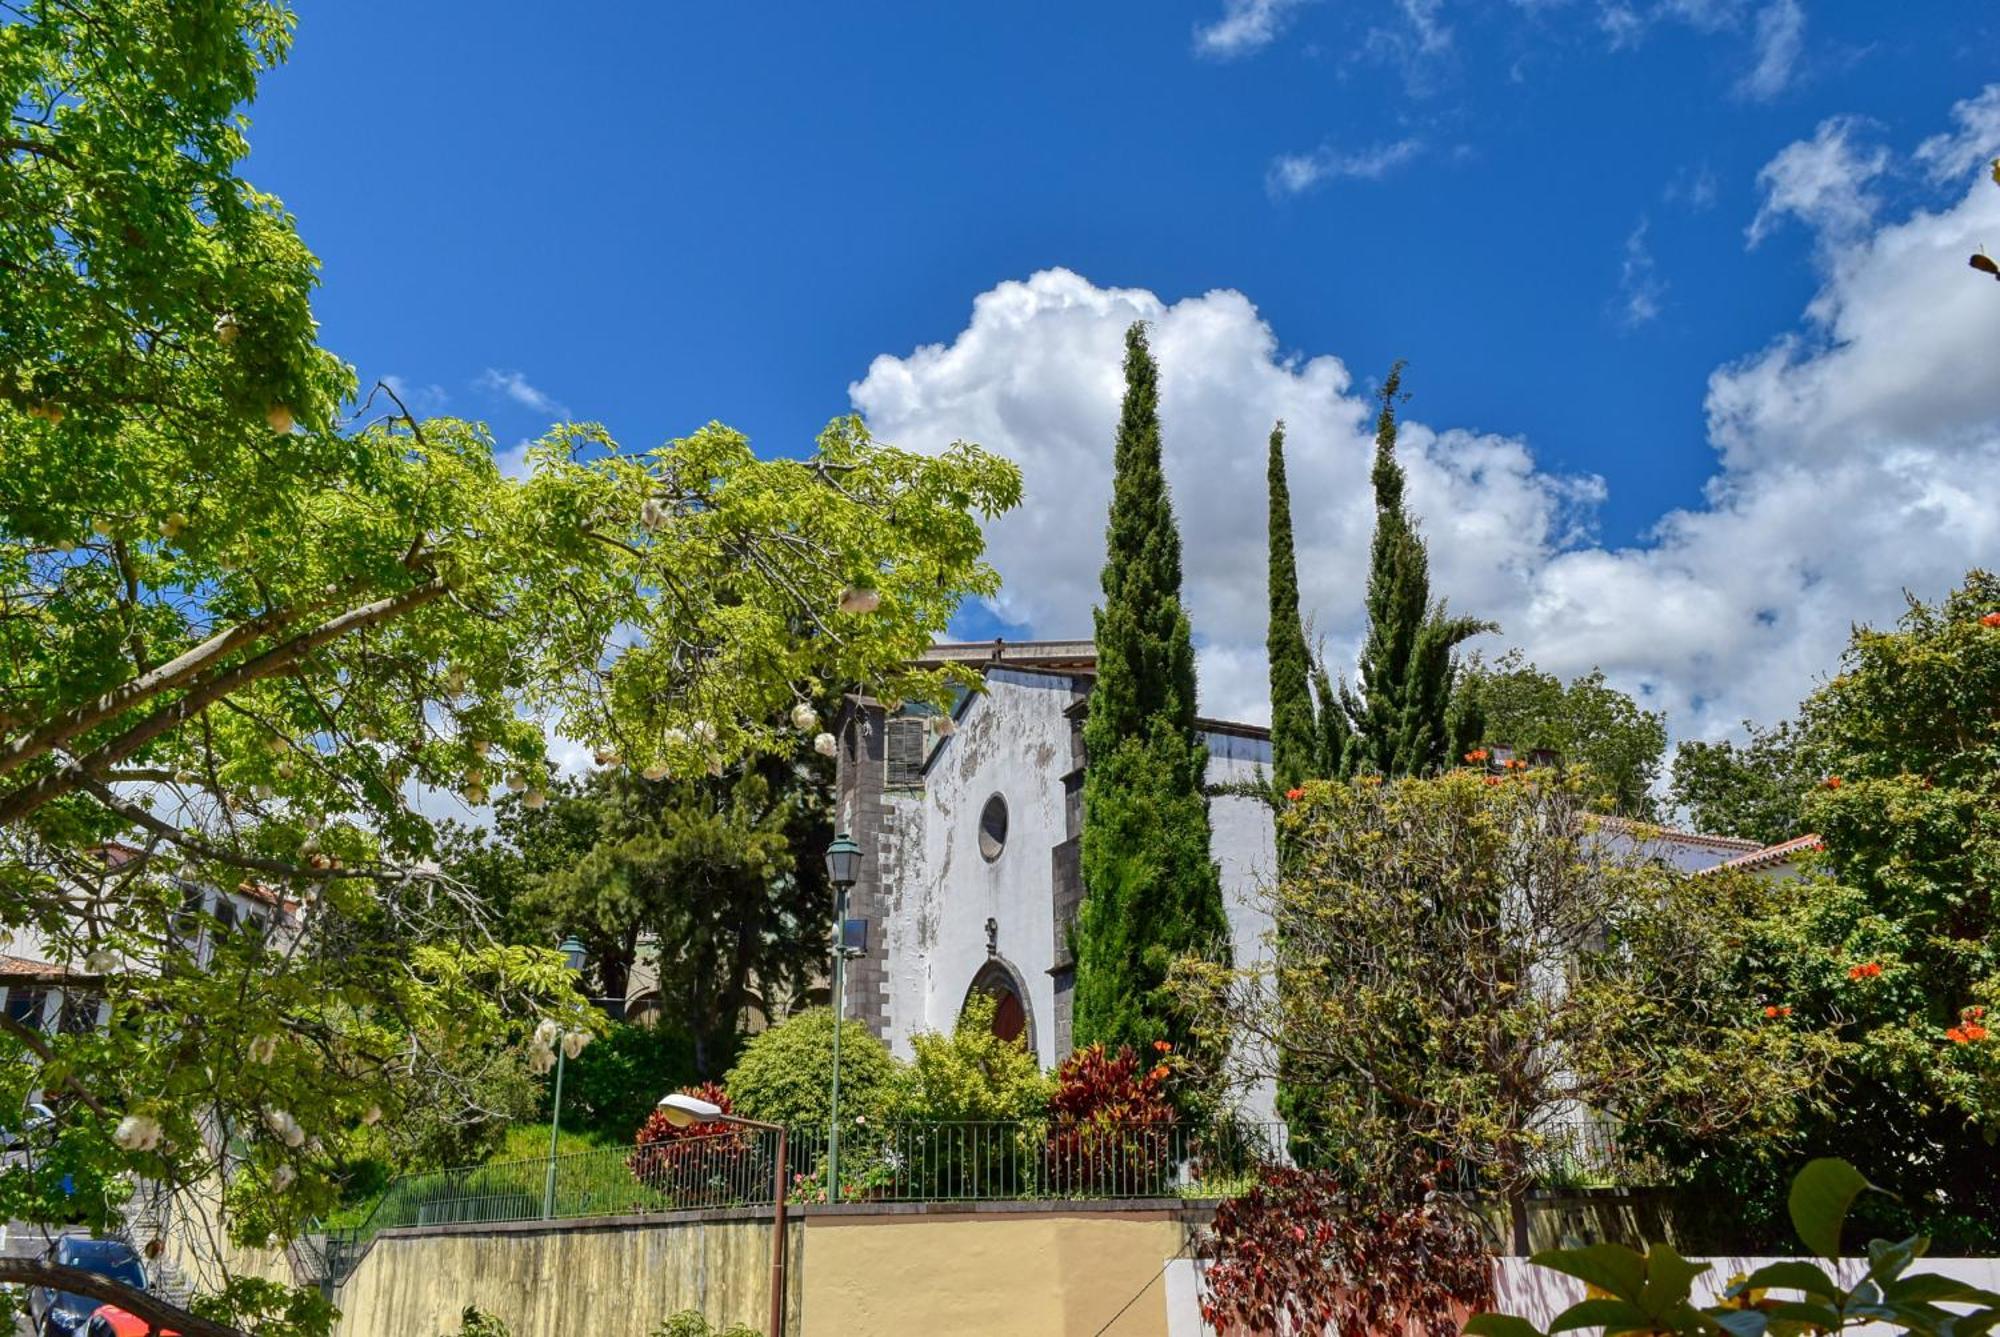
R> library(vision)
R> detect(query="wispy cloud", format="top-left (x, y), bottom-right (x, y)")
top-left (1746, 115), bottom-right (1887, 250)
top-left (1194, 0), bottom-right (1311, 58)
top-left (380, 374), bottom-right (450, 415)
top-left (1616, 217), bottom-right (1667, 327)
top-left (1915, 84), bottom-right (2000, 183)
top-left (1737, 0), bottom-right (1804, 100)
top-left (476, 368), bottom-right (570, 420)
top-left (1664, 163), bottom-right (1719, 211)
top-left (1266, 138), bottom-right (1425, 197)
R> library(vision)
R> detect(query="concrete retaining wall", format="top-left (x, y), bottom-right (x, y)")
top-left (329, 1209), bottom-right (802, 1337)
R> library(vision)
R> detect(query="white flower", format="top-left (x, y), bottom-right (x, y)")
top-left (263, 1108), bottom-right (304, 1148)
top-left (445, 668), bottom-right (468, 696)
top-left (505, 771), bottom-right (527, 792)
top-left (838, 586), bottom-right (880, 614)
top-left (173, 769), bottom-right (197, 785)
top-left (271, 1163), bottom-right (296, 1193)
top-left (158, 512), bottom-right (187, 539)
top-left (561, 1030), bottom-right (590, 1060)
top-left (662, 728), bottom-right (689, 748)
top-left (593, 747), bottom-right (622, 768)
top-left (639, 497), bottom-right (668, 532)
top-left (691, 721), bottom-right (717, 744)
top-left (814, 732), bottom-right (838, 758)
top-left (528, 1043), bottom-right (556, 1075)
top-left (463, 783), bottom-right (489, 806)
top-left (930, 714), bottom-right (956, 737)
top-left (791, 703), bottom-right (819, 733)
top-left (361, 1104), bottom-right (383, 1126)
top-left (706, 756), bottom-right (724, 778)
top-left (470, 739), bottom-right (491, 757)
top-left (522, 789), bottom-right (547, 810)
top-left (248, 1033), bottom-right (279, 1065)
top-left (534, 1018), bottom-right (563, 1050)
top-left (83, 949), bottom-right (117, 974)
top-left (214, 312), bottom-right (241, 344)
top-left (253, 783), bottom-right (274, 801)
top-left (640, 763), bottom-right (668, 781)
top-left (114, 1114), bottom-right (163, 1152)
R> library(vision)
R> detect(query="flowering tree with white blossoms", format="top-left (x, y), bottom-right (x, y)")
top-left (0, 1), bottom-right (1020, 1331)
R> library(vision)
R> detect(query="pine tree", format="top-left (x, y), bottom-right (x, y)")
top-left (1266, 422), bottom-right (1318, 791)
top-left (1073, 323), bottom-right (1230, 1057)
top-left (1345, 363), bottom-right (1492, 777)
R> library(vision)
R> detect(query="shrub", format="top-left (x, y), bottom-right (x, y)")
top-left (1045, 1042), bottom-right (1177, 1195)
top-left (890, 994), bottom-right (1053, 1123)
top-left (652, 1312), bottom-right (761, 1337)
top-left (1202, 1163), bottom-right (1492, 1337)
top-left (723, 1007), bottom-right (901, 1133)
top-left (878, 994), bottom-right (1054, 1197)
top-left (445, 1308), bottom-right (512, 1337)
top-left (628, 1082), bottom-right (755, 1206)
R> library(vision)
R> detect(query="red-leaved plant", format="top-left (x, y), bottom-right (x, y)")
top-left (1045, 1042), bottom-right (1177, 1195)
top-left (1199, 1163), bottom-right (1492, 1337)
top-left (627, 1081), bottom-right (752, 1203)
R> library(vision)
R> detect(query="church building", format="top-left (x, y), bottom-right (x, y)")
top-left (831, 638), bottom-right (1818, 1079)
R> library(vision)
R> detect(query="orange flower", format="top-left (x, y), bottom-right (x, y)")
top-left (1483, 775), bottom-right (1501, 786)
top-left (1153, 1039), bottom-right (1173, 1053)
top-left (1285, 787), bottom-right (1305, 802)
top-left (1763, 1005), bottom-right (1791, 1018)
top-left (1148, 1064), bottom-right (1171, 1081)
top-left (1981, 612), bottom-right (2000, 628)
top-left (1464, 749), bottom-right (1489, 763)
top-left (1966, 1006), bottom-right (1988, 1021)
top-left (1966, 1024), bottom-right (1991, 1042)
top-left (1947, 1027), bottom-right (1970, 1044)
top-left (1848, 961), bottom-right (1882, 980)
top-left (1823, 775), bottom-right (1842, 789)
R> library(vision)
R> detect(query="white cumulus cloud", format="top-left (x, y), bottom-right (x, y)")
top-left (1915, 84), bottom-right (2000, 184)
top-left (851, 121), bottom-right (2000, 747)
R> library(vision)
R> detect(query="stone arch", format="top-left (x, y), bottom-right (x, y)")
top-left (962, 957), bottom-right (1035, 1052)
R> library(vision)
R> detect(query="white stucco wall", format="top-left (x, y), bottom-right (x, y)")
top-left (873, 667), bottom-right (1280, 1124)
top-left (879, 668), bottom-right (1076, 1066)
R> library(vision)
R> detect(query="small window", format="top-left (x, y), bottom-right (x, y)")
top-left (978, 794), bottom-right (1008, 862)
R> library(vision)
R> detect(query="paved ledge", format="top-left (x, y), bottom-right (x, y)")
top-left (800, 1197), bottom-right (1222, 1222)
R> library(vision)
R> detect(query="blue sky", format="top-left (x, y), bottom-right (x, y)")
top-left (249, 1), bottom-right (2000, 737)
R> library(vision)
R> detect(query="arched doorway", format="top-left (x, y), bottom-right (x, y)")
top-left (963, 960), bottom-right (1033, 1051)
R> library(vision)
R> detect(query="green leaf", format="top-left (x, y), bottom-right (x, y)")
top-left (1639, 1244), bottom-right (1713, 1316)
top-left (1867, 1234), bottom-right (1928, 1284)
top-left (1549, 1299), bottom-right (1654, 1333)
top-left (1787, 1158), bottom-right (1875, 1260)
top-left (1708, 1310), bottom-right (1769, 1337)
top-left (1885, 1273), bottom-right (2000, 1306)
top-left (1735, 1261), bottom-right (1840, 1302)
top-left (1761, 1299), bottom-right (1844, 1331)
top-left (1533, 1243), bottom-right (1649, 1303)
top-left (1940, 1308), bottom-right (2000, 1337)
top-left (1463, 1316), bottom-right (1548, 1337)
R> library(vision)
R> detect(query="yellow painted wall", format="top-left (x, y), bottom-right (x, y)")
top-left (330, 1215), bottom-right (802, 1337)
top-left (800, 1208), bottom-right (1194, 1337)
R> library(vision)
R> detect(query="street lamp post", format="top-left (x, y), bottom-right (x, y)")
top-left (658, 1092), bottom-right (789, 1337)
top-left (544, 934), bottom-right (589, 1219)
top-left (821, 833), bottom-right (861, 1202)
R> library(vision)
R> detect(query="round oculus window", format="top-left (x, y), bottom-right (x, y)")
top-left (978, 793), bottom-right (1008, 861)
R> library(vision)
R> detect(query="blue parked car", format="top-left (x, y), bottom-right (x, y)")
top-left (26, 1235), bottom-right (148, 1337)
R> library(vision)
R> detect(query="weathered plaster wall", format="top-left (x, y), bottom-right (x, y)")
top-left (883, 668), bottom-right (1075, 1066)
top-left (328, 1212), bottom-right (801, 1337)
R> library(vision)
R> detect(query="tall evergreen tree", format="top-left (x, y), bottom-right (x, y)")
top-left (1266, 422), bottom-right (1318, 791)
top-left (1311, 660), bottom-right (1350, 779)
top-left (1344, 363), bottom-right (1491, 777)
top-left (1073, 323), bottom-right (1230, 1056)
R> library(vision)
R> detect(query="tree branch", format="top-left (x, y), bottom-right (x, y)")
top-left (0, 580), bottom-right (447, 827)
top-left (0, 1259), bottom-right (241, 1337)
top-left (0, 1012), bottom-right (111, 1118)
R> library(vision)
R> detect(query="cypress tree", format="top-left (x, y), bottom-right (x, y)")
top-left (1073, 323), bottom-right (1230, 1056)
top-left (1346, 363), bottom-right (1492, 776)
top-left (1311, 660), bottom-right (1350, 779)
top-left (1265, 422), bottom-right (1317, 791)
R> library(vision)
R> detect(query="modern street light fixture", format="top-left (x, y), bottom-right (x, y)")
top-left (821, 833), bottom-right (862, 1202)
top-left (543, 934), bottom-right (589, 1218)
top-left (658, 1093), bottom-right (789, 1337)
